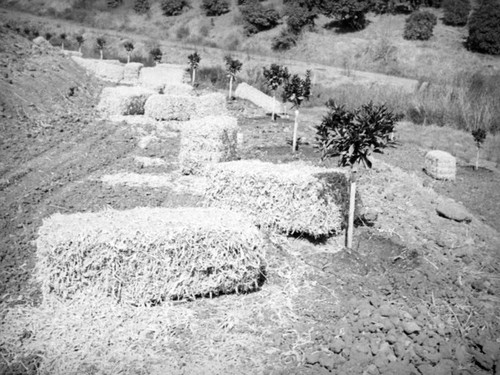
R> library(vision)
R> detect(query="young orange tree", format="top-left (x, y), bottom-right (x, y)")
top-left (224, 55), bottom-right (242, 99)
top-left (75, 35), bottom-right (84, 53)
top-left (315, 101), bottom-right (398, 248)
top-left (263, 63), bottom-right (290, 121)
top-left (471, 128), bottom-right (487, 171)
top-left (124, 41), bottom-right (134, 63)
top-left (150, 47), bottom-right (163, 65)
top-left (96, 37), bottom-right (106, 59)
top-left (188, 52), bottom-right (201, 85)
top-left (283, 70), bottom-right (311, 152)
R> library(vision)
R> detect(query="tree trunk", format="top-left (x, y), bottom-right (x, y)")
top-left (78, 46), bottom-right (82, 53)
top-left (346, 172), bottom-right (357, 249)
top-left (292, 109), bottom-right (299, 152)
top-left (100, 49), bottom-right (103, 60)
top-left (475, 147), bottom-right (480, 171)
top-left (272, 92), bottom-right (276, 121)
top-left (127, 53), bottom-right (130, 64)
top-left (61, 42), bottom-right (64, 51)
top-left (192, 69), bottom-right (196, 85)
top-left (228, 76), bottom-right (233, 99)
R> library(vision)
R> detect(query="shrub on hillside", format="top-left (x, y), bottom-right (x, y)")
top-left (201, 0), bottom-right (230, 16)
top-left (133, 0), bottom-right (150, 14)
top-left (161, 0), bottom-right (190, 16)
top-left (240, 1), bottom-right (280, 35)
top-left (371, 0), bottom-right (424, 14)
top-left (403, 10), bottom-right (437, 40)
top-left (467, 0), bottom-right (500, 55)
top-left (321, 0), bottom-right (371, 30)
top-left (272, 28), bottom-right (298, 51)
top-left (442, 0), bottom-right (470, 26)
top-left (107, 0), bottom-right (123, 8)
top-left (284, 0), bottom-right (318, 34)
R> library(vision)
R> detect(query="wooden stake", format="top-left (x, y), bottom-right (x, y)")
top-left (292, 109), bottom-right (299, 152)
top-left (347, 172), bottom-right (357, 249)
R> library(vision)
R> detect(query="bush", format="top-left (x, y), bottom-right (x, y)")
top-left (442, 0), bottom-right (470, 26)
top-left (240, 2), bottom-right (280, 35)
top-left (176, 25), bottom-right (190, 39)
top-left (161, 0), bottom-right (190, 16)
top-left (201, 0), bottom-right (230, 16)
top-left (133, 0), bottom-right (150, 14)
top-left (272, 28), bottom-right (298, 51)
top-left (284, 1), bottom-right (318, 34)
top-left (321, 0), bottom-right (371, 30)
top-left (403, 10), bottom-right (437, 40)
top-left (107, 0), bottom-right (123, 8)
top-left (467, 0), bottom-right (500, 55)
top-left (150, 47), bottom-right (163, 63)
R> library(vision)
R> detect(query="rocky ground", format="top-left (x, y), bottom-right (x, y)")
top-left (1, 24), bottom-right (500, 375)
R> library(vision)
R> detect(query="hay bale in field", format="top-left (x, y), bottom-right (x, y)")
top-left (35, 207), bottom-right (265, 304)
top-left (179, 116), bottom-right (238, 175)
top-left (204, 160), bottom-right (349, 237)
top-left (192, 92), bottom-right (227, 118)
top-left (144, 94), bottom-right (195, 121)
top-left (424, 150), bottom-right (456, 180)
top-left (235, 82), bottom-right (284, 114)
top-left (139, 64), bottom-right (188, 92)
top-left (71, 56), bottom-right (124, 82)
top-left (163, 83), bottom-right (194, 96)
top-left (121, 62), bottom-right (143, 84)
top-left (97, 86), bottom-right (156, 115)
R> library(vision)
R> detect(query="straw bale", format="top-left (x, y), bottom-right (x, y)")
top-left (139, 64), bottom-right (188, 92)
top-left (97, 86), bottom-right (156, 115)
top-left (179, 116), bottom-right (239, 175)
top-left (425, 150), bottom-right (456, 180)
top-left (204, 160), bottom-right (349, 237)
top-left (192, 92), bottom-right (228, 119)
top-left (35, 207), bottom-right (265, 304)
top-left (144, 94), bottom-right (195, 121)
top-left (71, 56), bottom-right (124, 82)
top-left (121, 62), bottom-right (143, 84)
top-left (234, 82), bottom-right (284, 114)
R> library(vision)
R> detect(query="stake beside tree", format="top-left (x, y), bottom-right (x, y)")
top-left (224, 55), bottom-right (242, 99)
top-left (471, 128), bottom-right (487, 171)
top-left (315, 101), bottom-right (398, 249)
top-left (263, 64), bottom-right (290, 121)
top-left (283, 70), bottom-right (311, 152)
top-left (188, 52), bottom-right (201, 85)
top-left (60, 33), bottom-right (67, 50)
top-left (124, 41), bottom-right (134, 64)
top-left (96, 37), bottom-right (106, 60)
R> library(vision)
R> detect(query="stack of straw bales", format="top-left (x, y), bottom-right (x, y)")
top-left (424, 150), bottom-right (456, 180)
top-left (179, 116), bottom-right (239, 175)
top-left (97, 86), bottom-right (156, 115)
top-left (121, 62), bottom-right (143, 85)
top-left (192, 92), bottom-right (227, 118)
top-left (139, 64), bottom-right (188, 92)
top-left (235, 82), bottom-right (284, 114)
top-left (35, 207), bottom-right (265, 304)
top-left (144, 94), bottom-right (195, 121)
top-left (71, 56), bottom-right (124, 82)
top-left (204, 160), bottom-right (349, 237)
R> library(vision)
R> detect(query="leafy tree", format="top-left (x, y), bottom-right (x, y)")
top-left (134, 0), bottom-right (150, 14)
top-left (201, 0), bottom-right (230, 16)
top-left (161, 0), bottom-right (190, 16)
top-left (123, 41), bottom-right (134, 63)
top-left (60, 33), bottom-right (67, 50)
top-left (315, 101), bottom-right (398, 248)
top-left (471, 128), bottom-right (487, 170)
top-left (283, 70), bottom-right (312, 152)
top-left (75, 35), bottom-right (84, 53)
top-left (403, 10), bottom-right (437, 40)
top-left (240, 1), bottom-right (280, 35)
top-left (320, 0), bottom-right (371, 30)
top-left (96, 37), bottom-right (106, 59)
top-left (224, 55), bottom-right (243, 98)
top-left (284, 0), bottom-right (318, 34)
top-left (107, 0), bottom-right (123, 8)
top-left (45, 32), bottom-right (52, 41)
top-left (263, 64), bottom-right (290, 121)
top-left (442, 0), bottom-right (470, 26)
top-left (272, 29), bottom-right (298, 51)
top-left (188, 52), bottom-right (201, 85)
top-left (150, 47), bottom-right (163, 64)
top-left (467, 0), bottom-right (500, 55)
top-left (371, 0), bottom-right (424, 14)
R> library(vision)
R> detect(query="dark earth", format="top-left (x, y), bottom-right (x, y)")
top-left (1, 22), bottom-right (500, 375)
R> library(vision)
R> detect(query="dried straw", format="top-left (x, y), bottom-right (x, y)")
top-left (71, 56), bottom-right (124, 82)
top-left (97, 86), bottom-right (156, 116)
top-left (203, 160), bottom-right (349, 237)
top-left (144, 94), bottom-right (195, 121)
top-left (424, 150), bottom-right (456, 180)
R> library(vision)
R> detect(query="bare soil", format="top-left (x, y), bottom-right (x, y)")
top-left (1, 26), bottom-right (500, 375)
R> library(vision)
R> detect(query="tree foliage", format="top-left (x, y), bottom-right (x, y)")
top-left (284, 0), bottom-right (318, 34)
top-left (124, 41), bottom-right (134, 52)
top-left (107, 0), bottom-right (123, 8)
top-left (283, 70), bottom-right (311, 108)
top-left (161, 0), bottom-right (190, 16)
top-left (201, 0), bottom-right (230, 16)
top-left (263, 64), bottom-right (290, 92)
top-left (442, 0), bottom-right (470, 26)
top-left (150, 47), bottom-right (163, 63)
top-left (133, 0), bottom-right (150, 14)
top-left (240, 1), bottom-right (280, 35)
top-left (403, 10), bottom-right (437, 40)
top-left (188, 52), bottom-right (201, 69)
top-left (320, 0), bottom-right (371, 30)
top-left (96, 37), bottom-right (106, 49)
top-left (467, 0), bottom-right (500, 55)
top-left (224, 55), bottom-right (243, 77)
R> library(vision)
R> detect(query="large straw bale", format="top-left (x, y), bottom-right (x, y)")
top-left (121, 62), bottom-right (143, 84)
top-left (139, 64), bottom-right (188, 92)
top-left (71, 56), bottom-right (124, 82)
top-left (204, 160), bottom-right (349, 237)
top-left (235, 82), bottom-right (284, 114)
top-left (192, 92), bottom-right (228, 118)
top-left (179, 116), bottom-right (239, 175)
top-left (424, 150), bottom-right (456, 180)
top-left (35, 207), bottom-right (265, 304)
top-left (144, 94), bottom-right (195, 121)
top-left (97, 86), bottom-right (156, 115)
